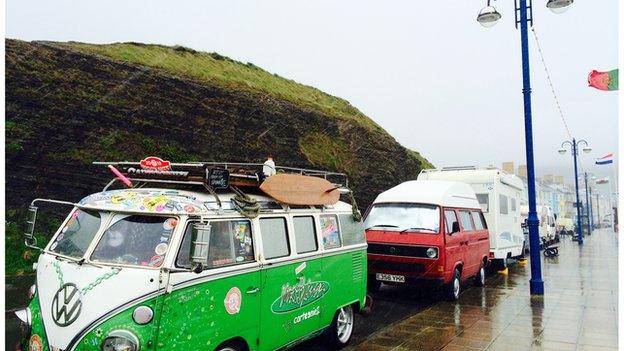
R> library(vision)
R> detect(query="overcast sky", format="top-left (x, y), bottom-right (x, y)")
top-left (6, 0), bottom-right (619, 193)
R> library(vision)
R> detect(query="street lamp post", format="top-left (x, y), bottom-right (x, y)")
top-left (559, 139), bottom-right (591, 245)
top-left (584, 172), bottom-right (592, 235)
top-left (476, 0), bottom-right (574, 295)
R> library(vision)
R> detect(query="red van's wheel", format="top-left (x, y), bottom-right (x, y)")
top-left (474, 264), bottom-right (485, 287)
top-left (446, 269), bottom-right (461, 301)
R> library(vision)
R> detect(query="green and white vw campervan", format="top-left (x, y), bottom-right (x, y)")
top-left (16, 159), bottom-right (368, 351)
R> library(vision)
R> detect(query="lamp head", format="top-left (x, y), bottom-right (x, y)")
top-left (477, 6), bottom-right (502, 27)
top-left (546, 0), bottom-right (574, 14)
top-left (558, 148), bottom-right (567, 155)
top-left (582, 146), bottom-right (592, 153)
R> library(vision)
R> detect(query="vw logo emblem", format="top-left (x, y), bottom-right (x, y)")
top-left (389, 247), bottom-right (396, 254)
top-left (51, 283), bottom-right (82, 327)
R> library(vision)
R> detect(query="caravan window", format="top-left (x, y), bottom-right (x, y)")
top-left (476, 194), bottom-right (489, 213)
top-left (499, 195), bottom-right (509, 214)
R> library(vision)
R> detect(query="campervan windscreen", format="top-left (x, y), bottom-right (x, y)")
top-left (364, 203), bottom-right (440, 233)
top-left (49, 208), bottom-right (102, 258)
top-left (48, 208), bottom-right (178, 268)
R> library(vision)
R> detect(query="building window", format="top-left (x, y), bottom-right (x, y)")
top-left (511, 198), bottom-right (517, 212)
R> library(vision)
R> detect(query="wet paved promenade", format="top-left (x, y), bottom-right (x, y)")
top-left (347, 229), bottom-right (618, 351)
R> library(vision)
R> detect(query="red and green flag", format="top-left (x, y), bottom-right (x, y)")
top-left (588, 69), bottom-right (618, 91)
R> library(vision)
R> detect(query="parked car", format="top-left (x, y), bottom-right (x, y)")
top-left (364, 180), bottom-right (490, 301)
top-left (16, 158), bottom-right (368, 351)
top-left (418, 167), bottom-right (525, 269)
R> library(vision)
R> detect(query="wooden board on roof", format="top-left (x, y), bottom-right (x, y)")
top-left (259, 174), bottom-right (340, 206)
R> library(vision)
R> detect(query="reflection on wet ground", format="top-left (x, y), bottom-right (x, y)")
top-left (5, 230), bottom-right (618, 350)
top-left (343, 229), bottom-right (618, 351)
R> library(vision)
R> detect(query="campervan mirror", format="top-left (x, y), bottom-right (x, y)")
top-left (24, 206), bottom-right (39, 249)
top-left (190, 222), bottom-right (211, 273)
top-left (451, 221), bottom-right (460, 234)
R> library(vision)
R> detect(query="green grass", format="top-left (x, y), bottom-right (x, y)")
top-left (5, 221), bottom-right (55, 277)
top-left (59, 42), bottom-right (383, 133)
top-left (298, 132), bottom-right (354, 172)
top-left (408, 149), bottom-right (434, 169)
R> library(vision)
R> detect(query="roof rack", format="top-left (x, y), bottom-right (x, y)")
top-left (92, 158), bottom-right (360, 221)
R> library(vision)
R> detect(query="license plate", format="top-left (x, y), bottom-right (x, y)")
top-left (376, 273), bottom-right (405, 283)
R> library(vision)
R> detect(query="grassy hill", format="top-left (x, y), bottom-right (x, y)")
top-left (5, 39), bottom-right (432, 275)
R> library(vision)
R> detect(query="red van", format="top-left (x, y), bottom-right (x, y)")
top-left (364, 180), bottom-right (490, 300)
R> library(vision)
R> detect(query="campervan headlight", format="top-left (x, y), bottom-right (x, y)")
top-left (28, 284), bottom-right (36, 299)
top-left (101, 330), bottom-right (139, 351)
top-left (426, 247), bottom-right (438, 259)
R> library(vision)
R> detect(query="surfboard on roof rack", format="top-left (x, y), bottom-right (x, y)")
top-left (93, 156), bottom-right (350, 207)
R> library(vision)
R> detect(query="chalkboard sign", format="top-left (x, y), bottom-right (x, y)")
top-left (207, 168), bottom-right (230, 189)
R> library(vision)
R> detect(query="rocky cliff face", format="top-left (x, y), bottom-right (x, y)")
top-left (6, 39), bottom-right (431, 218)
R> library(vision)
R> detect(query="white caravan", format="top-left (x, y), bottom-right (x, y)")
top-left (520, 205), bottom-right (556, 239)
top-left (418, 167), bottom-right (525, 268)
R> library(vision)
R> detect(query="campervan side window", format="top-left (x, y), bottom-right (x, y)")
top-left (260, 217), bottom-right (290, 259)
top-left (320, 214), bottom-right (342, 249)
top-left (471, 212), bottom-right (485, 230)
top-left (293, 216), bottom-right (318, 254)
top-left (459, 211), bottom-right (474, 231)
top-left (476, 194), bottom-right (489, 213)
top-left (499, 194), bottom-right (509, 214)
top-left (444, 210), bottom-right (458, 234)
top-left (339, 213), bottom-right (365, 246)
top-left (176, 219), bottom-right (255, 269)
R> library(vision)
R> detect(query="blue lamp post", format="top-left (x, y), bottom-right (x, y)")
top-left (476, 0), bottom-right (573, 295)
top-left (559, 139), bottom-right (591, 244)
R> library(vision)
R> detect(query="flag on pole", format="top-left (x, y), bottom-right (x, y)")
top-left (588, 69), bottom-right (618, 91)
top-left (595, 153), bottom-right (614, 165)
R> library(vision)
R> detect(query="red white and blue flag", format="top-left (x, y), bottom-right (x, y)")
top-left (595, 153), bottom-right (614, 165)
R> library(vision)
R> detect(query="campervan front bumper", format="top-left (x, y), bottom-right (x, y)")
top-left (367, 255), bottom-right (445, 286)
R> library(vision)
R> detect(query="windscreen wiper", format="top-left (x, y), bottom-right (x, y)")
top-left (399, 227), bottom-right (437, 233)
top-left (55, 255), bottom-right (103, 268)
top-left (365, 224), bottom-right (399, 231)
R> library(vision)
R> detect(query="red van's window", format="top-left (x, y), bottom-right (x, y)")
top-left (459, 211), bottom-right (474, 231)
top-left (365, 204), bottom-right (440, 234)
top-left (444, 210), bottom-right (458, 234)
top-left (471, 212), bottom-right (485, 230)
